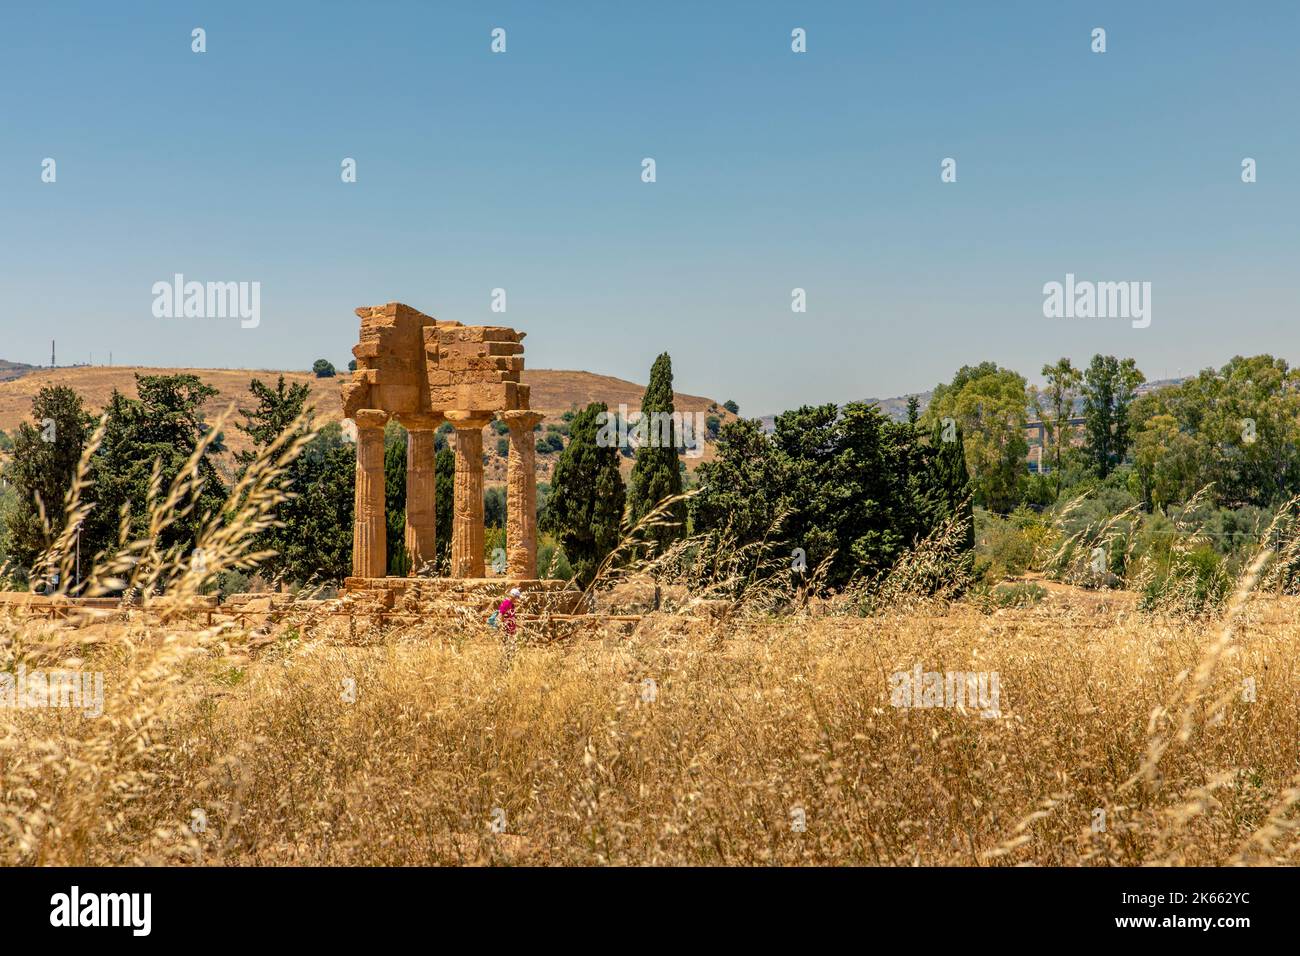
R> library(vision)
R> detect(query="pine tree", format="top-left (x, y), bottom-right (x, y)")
top-left (273, 423), bottom-right (355, 583)
top-left (235, 375), bottom-right (310, 466)
top-left (628, 352), bottom-right (685, 550)
top-left (231, 375), bottom-right (358, 584)
top-left (82, 375), bottom-right (227, 567)
top-left (540, 402), bottom-right (625, 587)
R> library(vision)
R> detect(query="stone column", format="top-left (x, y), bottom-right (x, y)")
top-left (401, 415), bottom-right (442, 573)
top-left (503, 410), bottom-right (544, 578)
top-left (446, 411), bottom-right (492, 578)
top-left (351, 409), bottom-right (389, 579)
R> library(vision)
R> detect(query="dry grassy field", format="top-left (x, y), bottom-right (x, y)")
top-left (3, 582), bottom-right (1296, 867)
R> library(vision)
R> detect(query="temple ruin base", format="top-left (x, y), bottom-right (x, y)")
top-left (341, 576), bottom-right (586, 615)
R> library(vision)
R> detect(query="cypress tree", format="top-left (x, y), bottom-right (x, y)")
top-left (930, 420), bottom-right (975, 559)
top-left (540, 402), bottom-right (625, 587)
top-left (628, 352), bottom-right (686, 550)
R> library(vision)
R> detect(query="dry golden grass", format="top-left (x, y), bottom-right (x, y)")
top-left (3, 589), bottom-right (1298, 866)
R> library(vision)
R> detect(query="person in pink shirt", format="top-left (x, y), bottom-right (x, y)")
top-left (496, 587), bottom-right (522, 638)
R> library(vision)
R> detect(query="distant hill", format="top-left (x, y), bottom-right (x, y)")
top-left (757, 392), bottom-right (931, 433)
top-left (0, 359), bottom-right (36, 384)
top-left (0, 365), bottom-right (733, 476)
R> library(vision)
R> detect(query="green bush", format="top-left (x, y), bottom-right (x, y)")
top-left (975, 508), bottom-right (1046, 582)
top-left (975, 581), bottom-right (1046, 609)
top-left (536, 534), bottom-right (574, 580)
top-left (1138, 545), bottom-right (1232, 616)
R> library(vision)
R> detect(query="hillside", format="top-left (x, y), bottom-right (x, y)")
top-left (0, 365), bottom-right (732, 475)
top-left (0, 359), bottom-right (36, 383)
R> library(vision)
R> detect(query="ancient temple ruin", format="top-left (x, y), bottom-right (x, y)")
top-left (340, 302), bottom-right (544, 581)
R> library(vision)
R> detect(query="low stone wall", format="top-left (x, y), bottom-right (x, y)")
top-left (341, 576), bottom-right (585, 616)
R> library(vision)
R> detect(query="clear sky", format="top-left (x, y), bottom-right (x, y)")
top-left (2, 1), bottom-right (1297, 414)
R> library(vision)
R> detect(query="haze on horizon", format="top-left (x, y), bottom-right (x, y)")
top-left (2, 1), bottom-right (1297, 416)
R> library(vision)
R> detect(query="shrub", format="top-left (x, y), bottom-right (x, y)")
top-left (536, 534), bottom-right (573, 580)
top-left (1138, 545), bottom-right (1232, 616)
top-left (975, 508), bottom-right (1047, 582)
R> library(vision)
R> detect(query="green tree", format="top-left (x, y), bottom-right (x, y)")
top-left (1037, 358), bottom-right (1082, 498)
top-left (3, 386), bottom-right (93, 572)
top-left (229, 376), bottom-right (358, 584)
top-left (485, 486), bottom-right (506, 528)
top-left (1128, 354), bottom-right (1300, 508)
top-left (723, 399), bottom-right (739, 415)
top-left (235, 375), bottom-right (311, 466)
top-left (1132, 413), bottom-right (1201, 511)
top-left (693, 403), bottom-right (972, 592)
top-left (925, 419), bottom-right (975, 556)
top-left (541, 402), bottom-right (625, 587)
top-left (1082, 355), bottom-right (1145, 478)
top-left (923, 362), bottom-right (1029, 512)
top-left (312, 359), bottom-right (336, 378)
top-left (273, 423), bottom-right (356, 583)
top-left (691, 418), bottom-right (784, 550)
top-left (82, 375), bottom-right (227, 567)
top-left (628, 353), bottom-right (685, 550)
top-left (906, 395), bottom-right (921, 424)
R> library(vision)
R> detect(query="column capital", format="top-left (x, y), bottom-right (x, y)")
top-left (353, 408), bottom-right (390, 430)
top-left (501, 409), bottom-right (544, 431)
top-left (445, 409), bottom-right (494, 429)
top-left (395, 412), bottom-right (445, 432)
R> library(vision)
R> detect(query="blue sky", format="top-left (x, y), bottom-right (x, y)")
top-left (2, 1), bottom-right (1297, 414)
